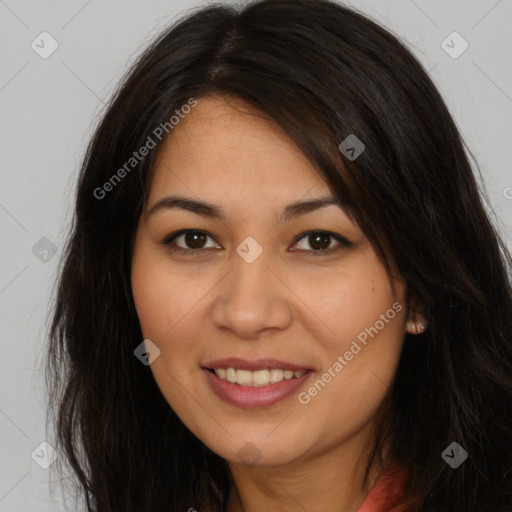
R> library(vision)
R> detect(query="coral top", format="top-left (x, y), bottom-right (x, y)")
top-left (356, 463), bottom-right (409, 512)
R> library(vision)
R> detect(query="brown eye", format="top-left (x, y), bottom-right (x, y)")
top-left (306, 233), bottom-right (332, 250)
top-left (291, 231), bottom-right (352, 256)
top-left (183, 231), bottom-right (208, 249)
top-left (162, 230), bottom-right (221, 254)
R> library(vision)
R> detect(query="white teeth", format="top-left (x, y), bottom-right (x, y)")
top-left (270, 369), bottom-right (284, 383)
top-left (226, 368), bottom-right (237, 383)
top-left (253, 369), bottom-right (270, 385)
top-left (236, 369), bottom-right (253, 385)
top-left (213, 367), bottom-right (305, 386)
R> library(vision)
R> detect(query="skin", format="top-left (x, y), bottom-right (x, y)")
top-left (131, 95), bottom-right (421, 512)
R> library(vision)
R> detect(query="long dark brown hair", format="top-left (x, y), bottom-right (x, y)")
top-left (46, 0), bottom-right (512, 510)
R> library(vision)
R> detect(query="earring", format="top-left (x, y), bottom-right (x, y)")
top-left (406, 318), bottom-right (427, 335)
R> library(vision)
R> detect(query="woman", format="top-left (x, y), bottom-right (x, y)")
top-left (46, 0), bottom-right (512, 511)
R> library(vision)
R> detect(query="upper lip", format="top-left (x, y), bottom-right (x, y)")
top-left (202, 357), bottom-right (311, 372)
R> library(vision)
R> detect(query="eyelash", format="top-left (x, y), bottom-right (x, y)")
top-left (161, 230), bottom-right (353, 257)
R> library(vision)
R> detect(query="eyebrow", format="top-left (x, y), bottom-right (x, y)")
top-left (146, 194), bottom-right (342, 224)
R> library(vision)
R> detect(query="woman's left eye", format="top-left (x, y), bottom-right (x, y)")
top-left (161, 230), bottom-right (352, 256)
top-left (291, 231), bottom-right (352, 256)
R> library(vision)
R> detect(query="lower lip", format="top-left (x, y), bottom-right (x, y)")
top-left (202, 368), bottom-right (313, 409)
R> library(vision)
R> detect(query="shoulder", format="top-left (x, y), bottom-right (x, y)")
top-left (357, 461), bottom-right (411, 512)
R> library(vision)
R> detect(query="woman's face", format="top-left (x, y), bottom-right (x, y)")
top-left (131, 95), bottom-right (409, 468)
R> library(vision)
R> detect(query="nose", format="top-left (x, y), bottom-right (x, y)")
top-left (211, 249), bottom-right (293, 340)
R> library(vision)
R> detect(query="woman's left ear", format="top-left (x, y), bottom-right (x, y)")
top-left (405, 297), bottom-right (428, 335)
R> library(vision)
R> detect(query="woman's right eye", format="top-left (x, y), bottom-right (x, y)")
top-left (162, 230), bottom-right (221, 255)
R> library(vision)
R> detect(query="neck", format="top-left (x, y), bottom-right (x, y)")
top-left (225, 425), bottom-right (384, 512)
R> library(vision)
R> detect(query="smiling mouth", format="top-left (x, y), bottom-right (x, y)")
top-left (202, 365), bottom-right (314, 409)
top-left (207, 367), bottom-right (305, 387)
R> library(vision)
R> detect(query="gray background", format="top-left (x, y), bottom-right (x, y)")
top-left (1, 1), bottom-right (511, 510)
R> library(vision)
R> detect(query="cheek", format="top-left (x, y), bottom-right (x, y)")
top-left (131, 239), bottom-right (159, 338)
top-left (131, 245), bottom-right (205, 342)
top-left (131, 248), bottom-right (206, 421)
top-left (131, 269), bottom-right (166, 341)
top-left (289, 253), bottom-right (405, 352)
top-left (292, 255), bottom-right (406, 429)
top-left (131, 243), bottom-right (212, 399)
top-left (297, 320), bottom-right (405, 448)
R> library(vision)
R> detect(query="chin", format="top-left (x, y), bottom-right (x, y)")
top-left (197, 426), bottom-right (311, 468)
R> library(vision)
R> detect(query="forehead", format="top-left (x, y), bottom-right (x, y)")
top-left (148, 96), bottom-right (331, 203)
